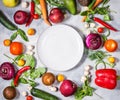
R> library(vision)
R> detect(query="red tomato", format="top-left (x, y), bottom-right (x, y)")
top-left (97, 27), bottom-right (104, 33)
top-left (104, 39), bottom-right (118, 52)
top-left (26, 96), bottom-right (33, 100)
top-left (33, 14), bottom-right (39, 19)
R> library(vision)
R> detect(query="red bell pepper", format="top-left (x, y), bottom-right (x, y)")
top-left (14, 66), bottom-right (30, 86)
top-left (95, 69), bottom-right (117, 89)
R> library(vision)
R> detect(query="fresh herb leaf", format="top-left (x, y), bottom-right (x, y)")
top-left (30, 67), bottom-right (46, 80)
top-left (104, 14), bottom-right (111, 21)
top-left (102, 0), bottom-right (110, 6)
top-left (74, 80), bottom-right (94, 100)
top-left (15, 54), bottom-right (36, 68)
top-left (19, 78), bottom-right (28, 84)
top-left (80, 11), bottom-right (88, 16)
top-left (10, 32), bottom-right (18, 41)
top-left (17, 29), bottom-right (29, 42)
top-left (27, 79), bottom-right (38, 87)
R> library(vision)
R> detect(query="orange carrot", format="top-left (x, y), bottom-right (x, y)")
top-left (92, 0), bottom-right (103, 9)
top-left (39, 0), bottom-right (52, 26)
top-left (81, 0), bottom-right (103, 22)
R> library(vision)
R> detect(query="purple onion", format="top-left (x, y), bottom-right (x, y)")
top-left (85, 33), bottom-right (102, 50)
top-left (0, 62), bottom-right (15, 80)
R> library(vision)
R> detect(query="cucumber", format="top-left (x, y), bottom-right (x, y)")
top-left (31, 88), bottom-right (59, 100)
top-left (0, 10), bottom-right (18, 30)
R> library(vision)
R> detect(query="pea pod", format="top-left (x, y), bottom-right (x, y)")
top-left (63, 0), bottom-right (77, 15)
top-left (0, 10), bottom-right (18, 30)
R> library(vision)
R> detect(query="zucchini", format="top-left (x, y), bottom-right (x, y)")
top-left (0, 10), bottom-right (18, 30)
top-left (31, 88), bottom-right (59, 100)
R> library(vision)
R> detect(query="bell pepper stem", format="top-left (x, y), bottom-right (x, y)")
top-left (117, 75), bottom-right (120, 80)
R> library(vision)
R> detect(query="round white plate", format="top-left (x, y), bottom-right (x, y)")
top-left (37, 25), bottom-right (84, 71)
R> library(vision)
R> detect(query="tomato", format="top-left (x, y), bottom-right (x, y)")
top-left (3, 39), bottom-right (11, 46)
top-left (57, 74), bottom-right (65, 82)
top-left (97, 27), bottom-right (104, 33)
top-left (10, 42), bottom-right (23, 55)
top-left (27, 28), bottom-right (35, 35)
top-left (26, 96), bottom-right (33, 100)
top-left (104, 39), bottom-right (118, 52)
top-left (108, 57), bottom-right (115, 63)
top-left (33, 14), bottom-right (39, 19)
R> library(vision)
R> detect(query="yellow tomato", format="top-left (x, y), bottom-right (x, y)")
top-left (17, 59), bottom-right (25, 66)
top-left (57, 74), bottom-right (65, 82)
top-left (27, 28), bottom-right (35, 35)
top-left (108, 57), bottom-right (115, 63)
top-left (3, 39), bottom-right (11, 46)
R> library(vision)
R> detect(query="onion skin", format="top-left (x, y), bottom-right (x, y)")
top-left (85, 33), bottom-right (102, 50)
top-left (0, 62), bottom-right (15, 80)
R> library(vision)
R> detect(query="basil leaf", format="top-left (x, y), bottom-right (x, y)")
top-left (17, 29), bottom-right (29, 42)
top-left (10, 32), bottom-right (18, 41)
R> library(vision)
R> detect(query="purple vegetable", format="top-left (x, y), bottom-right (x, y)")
top-left (85, 33), bottom-right (102, 50)
top-left (0, 62), bottom-right (15, 80)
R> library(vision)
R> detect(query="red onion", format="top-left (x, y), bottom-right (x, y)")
top-left (85, 33), bottom-right (102, 50)
top-left (0, 62), bottom-right (15, 80)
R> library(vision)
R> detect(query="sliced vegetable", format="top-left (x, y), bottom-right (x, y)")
top-left (40, 0), bottom-right (52, 26)
top-left (14, 66), bottom-right (31, 86)
top-left (93, 17), bottom-right (118, 32)
top-left (0, 62), bottom-right (15, 80)
top-left (31, 88), bottom-right (59, 100)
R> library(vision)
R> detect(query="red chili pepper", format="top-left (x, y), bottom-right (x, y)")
top-left (25, 15), bottom-right (33, 27)
top-left (30, 0), bottom-right (35, 15)
top-left (95, 69), bottom-right (117, 89)
top-left (14, 66), bottom-right (30, 86)
top-left (93, 17), bottom-right (118, 32)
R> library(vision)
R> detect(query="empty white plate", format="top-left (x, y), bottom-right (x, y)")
top-left (37, 25), bottom-right (84, 71)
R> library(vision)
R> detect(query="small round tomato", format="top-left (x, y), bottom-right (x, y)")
top-left (26, 95), bottom-right (33, 100)
top-left (27, 28), bottom-right (35, 35)
top-left (108, 57), bottom-right (116, 63)
top-left (33, 14), bottom-right (39, 19)
top-left (97, 27), bottom-right (104, 33)
top-left (104, 39), bottom-right (118, 52)
top-left (3, 39), bottom-right (12, 46)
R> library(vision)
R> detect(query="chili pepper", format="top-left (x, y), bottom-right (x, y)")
top-left (31, 0), bottom-right (35, 15)
top-left (95, 69), bottom-right (117, 89)
top-left (62, 0), bottom-right (77, 15)
top-left (25, 15), bottom-right (34, 27)
top-left (14, 66), bottom-right (30, 86)
top-left (93, 17), bottom-right (118, 32)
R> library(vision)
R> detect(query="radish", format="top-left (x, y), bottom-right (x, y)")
top-left (60, 80), bottom-right (77, 97)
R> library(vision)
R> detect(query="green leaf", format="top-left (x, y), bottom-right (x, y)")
top-left (17, 29), bottom-right (29, 42)
top-left (104, 14), bottom-right (111, 21)
top-left (10, 32), bottom-right (18, 41)
top-left (19, 78), bottom-right (28, 84)
top-left (102, 0), bottom-right (110, 6)
top-left (30, 67), bottom-right (46, 80)
top-left (27, 80), bottom-right (38, 87)
top-left (14, 54), bottom-right (36, 68)
top-left (80, 11), bottom-right (88, 16)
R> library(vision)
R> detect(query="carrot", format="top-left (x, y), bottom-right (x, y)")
top-left (39, 0), bottom-right (52, 26)
top-left (81, 0), bottom-right (103, 22)
top-left (92, 0), bottom-right (103, 9)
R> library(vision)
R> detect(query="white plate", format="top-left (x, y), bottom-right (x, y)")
top-left (37, 25), bottom-right (84, 71)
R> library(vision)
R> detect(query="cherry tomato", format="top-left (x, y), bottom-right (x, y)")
top-left (33, 14), bottom-right (39, 19)
top-left (104, 39), bottom-right (118, 52)
top-left (97, 27), bottom-right (104, 33)
top-left (26, 96), bottom-right (33, 100)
